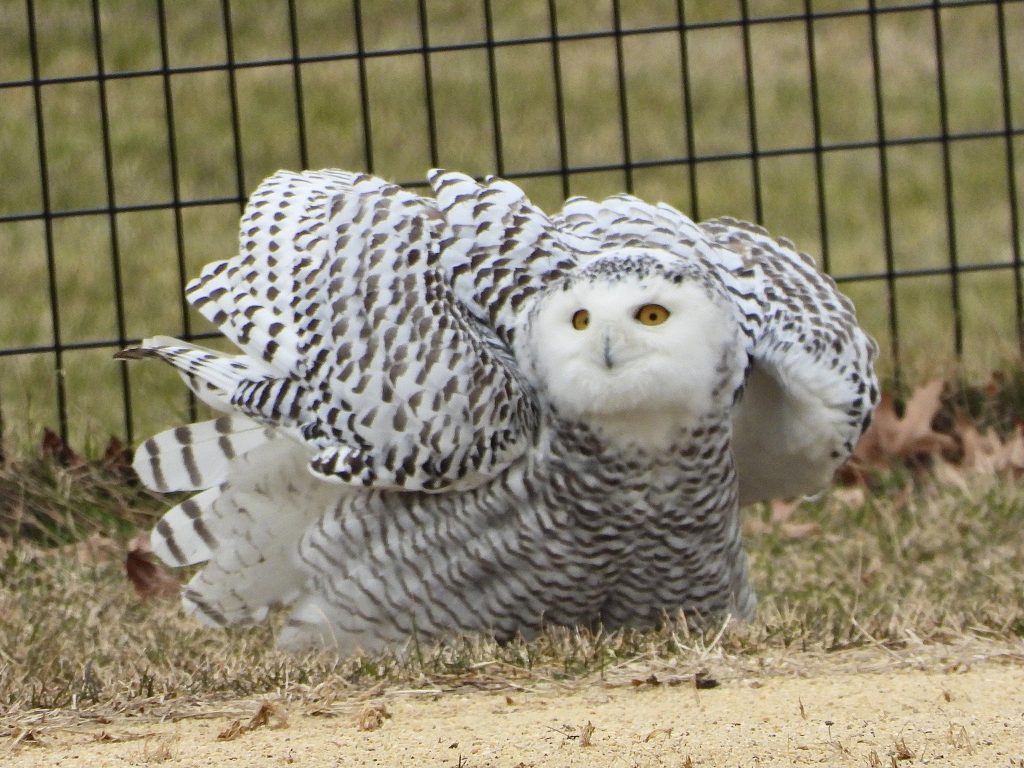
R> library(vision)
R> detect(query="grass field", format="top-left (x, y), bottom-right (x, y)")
top-left (0, 0), bottom-right (1022, 452)
top-left (1, 464), bottom-right (1021, 718)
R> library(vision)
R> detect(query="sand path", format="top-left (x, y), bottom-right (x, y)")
top-left (5, 647), bottom-right (1023, 767)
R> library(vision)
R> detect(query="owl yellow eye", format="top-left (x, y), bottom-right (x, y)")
top-left (635, 304), bottom-right (670, 326)
top-left (571, 309), bottom-right (590, 330)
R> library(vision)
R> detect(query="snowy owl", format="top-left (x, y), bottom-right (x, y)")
top-left (119, 169), bottom-right (878, 654)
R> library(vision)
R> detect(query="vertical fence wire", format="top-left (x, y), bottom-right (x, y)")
top-left (220, 0), bottom-right (246, 212)
top-left (738, 0), bottom-right (764, 224)
top-left (929, 2), bottom-right (964, 359)
top-left (287, 0), bottom-right (310, 170)
top-left (352, 0), bottom-right (375, 173)
top-left (546, 0), bottom-right (571, 199)
top-left (995, 0), bottom-right (1023, 354)
top-left (3, 1), bottom-right (1024, 447)
top-left (155, 0), bottom-right (197, 425)
top-left (802, 0), bottom-right (832, 274)
top-left (675, 0), bottom-right (700, 220)
top-left (867, 0), bottom-right (903, 385)
top-left (482, 0), bottom-right (506, 176)
top-left (610, 0), bottom-right (634, 194)
top-left (417, 0), bottom-right (440, 169)
top-left (25, 0), bottom-right (69, 442)
top-left (90, 0), bottom-right (133, 444)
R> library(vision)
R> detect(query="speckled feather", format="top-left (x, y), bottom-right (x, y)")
top-left (183, 170), bottom-right (539, 492)
top-left (123, 169), bottom-right (878, 654)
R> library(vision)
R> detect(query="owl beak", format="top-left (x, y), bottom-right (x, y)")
top-left (602, 333), bottom-right (614, 369)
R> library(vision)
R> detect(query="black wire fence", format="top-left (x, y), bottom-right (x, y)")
top-left (0, 0), bottom-right (1021, 451)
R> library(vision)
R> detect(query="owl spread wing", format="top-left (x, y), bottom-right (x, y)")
top-left (125, 170), bottom-right (540, 492)
top-left (428, 170), bottom-right (581, 346)
top-left (553, 195), bottom-right (879, 503)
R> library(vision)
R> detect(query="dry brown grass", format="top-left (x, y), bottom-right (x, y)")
top-left (2, 465), bottom-right (1021, 728)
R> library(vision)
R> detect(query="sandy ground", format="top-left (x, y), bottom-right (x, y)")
top-left (5, 650), bottom-right (1024, 767)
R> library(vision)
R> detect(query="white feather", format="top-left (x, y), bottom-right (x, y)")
top-left (133, 415), bottom-right (272, 493)
top-left (172, 437), bottom-right (343, 626)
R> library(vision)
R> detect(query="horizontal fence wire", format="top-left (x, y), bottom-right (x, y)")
top-left (0, 0), bottom-right (1021, 449)
top-left (0, 0), bottom-right (1014, 93)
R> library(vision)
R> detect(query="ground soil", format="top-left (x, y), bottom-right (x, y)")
top-left (5, 644), bottom-right (1023, 767)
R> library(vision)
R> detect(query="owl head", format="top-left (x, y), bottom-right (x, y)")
top-left (521, 248), bottom-right (745, 445)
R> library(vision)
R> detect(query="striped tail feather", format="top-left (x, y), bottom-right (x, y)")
top-left (150, 485), bottom-right (221, 566)
top-left (166, 437), bottom-right (343, 627)
top-left (117, 336), bottom-right (282, 414)
top-left (118, 336), bottom-right (310, 432)
top-left (132, 415), bottom-right (273, 493)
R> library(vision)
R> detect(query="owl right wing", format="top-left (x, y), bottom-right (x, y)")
top-left (124, 170), bottom-right (540, 493)
top-left (553, 195), bottom-right (879, 503)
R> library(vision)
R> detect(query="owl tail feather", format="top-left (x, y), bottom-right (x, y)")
top-left (131, 415), bottom-right (273, 493)
top-left (144, 429), bottom-right (342, 627)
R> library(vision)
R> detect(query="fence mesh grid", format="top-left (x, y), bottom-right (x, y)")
top-left (0, 0), bottom-right (1021, 450)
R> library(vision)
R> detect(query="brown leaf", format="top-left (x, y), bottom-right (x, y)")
top-left (101, 436), bottom-right (134, 480)
top-left (957, 420), bottom-right (1024, 478)
top-left (217, 703), bottom-right (288, 741)
top-left (631, 674), bottom-right (661, 687)
top-left (125, 534), bottom-right (180, 599)
top-left (894, 736), bottom-right (915, 761)
top-left (694, 669), bottom-right (720, 689)
top-left (217, 720), bottom-right (244, 741)
top-left (41, 428), bottom-right (83, 468)
top-left (768, 498), bottom-right (799, 524)
top-left (777, 521), bottom-right (821, 540)
top-left (356, 703), bottom-right (391, 732)
top-left (852, 380), bottom-right (956, 471)
top-left (831, 485), bottom-right (866, 508)
top-left (247, 702), bottom-right (288, 731)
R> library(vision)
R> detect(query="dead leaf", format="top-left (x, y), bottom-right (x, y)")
top-left (217, 720), bottom-right (244, 741)
top-left (216, 703), bottom-right (286, 741)
top-left (41, 428), bottom-right (83, 468)
top-left (125, 534), bottom-right (180, 599)
top-left (631, 674), bottom-right (660, 687)
top-left (958, 420), bottom-right (1024, 478)
top-left (101, 436), bottom-right (134, 480)
top-left (248, 702), bottom-right (287, 731)
top-left (830, 485), bottom-right (866, 508)
top-left (356, 703), bottom-right (391, 731)
top-left (852, 380), bottom-right (956, 471)
top-left (694, 670), bottom-right (720, 689)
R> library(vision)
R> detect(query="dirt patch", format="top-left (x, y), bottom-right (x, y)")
top-left (6, 651), bottom-right (1023, 767)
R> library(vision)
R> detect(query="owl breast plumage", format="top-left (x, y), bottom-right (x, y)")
top-left (121, 169), bottom-right (878, 654)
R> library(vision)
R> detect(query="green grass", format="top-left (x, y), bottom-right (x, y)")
top-left (2, 471), bottom-right (1021, 717)
top-left (1, 0), bottom-right (1022, 451)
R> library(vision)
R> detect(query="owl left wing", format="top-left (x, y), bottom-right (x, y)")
top-left (697, 217), bottom-right (879, 486)
top-left (124, 170), bottom-right (540, 493)
top-left (553, 194), bottom-right (879, 502)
